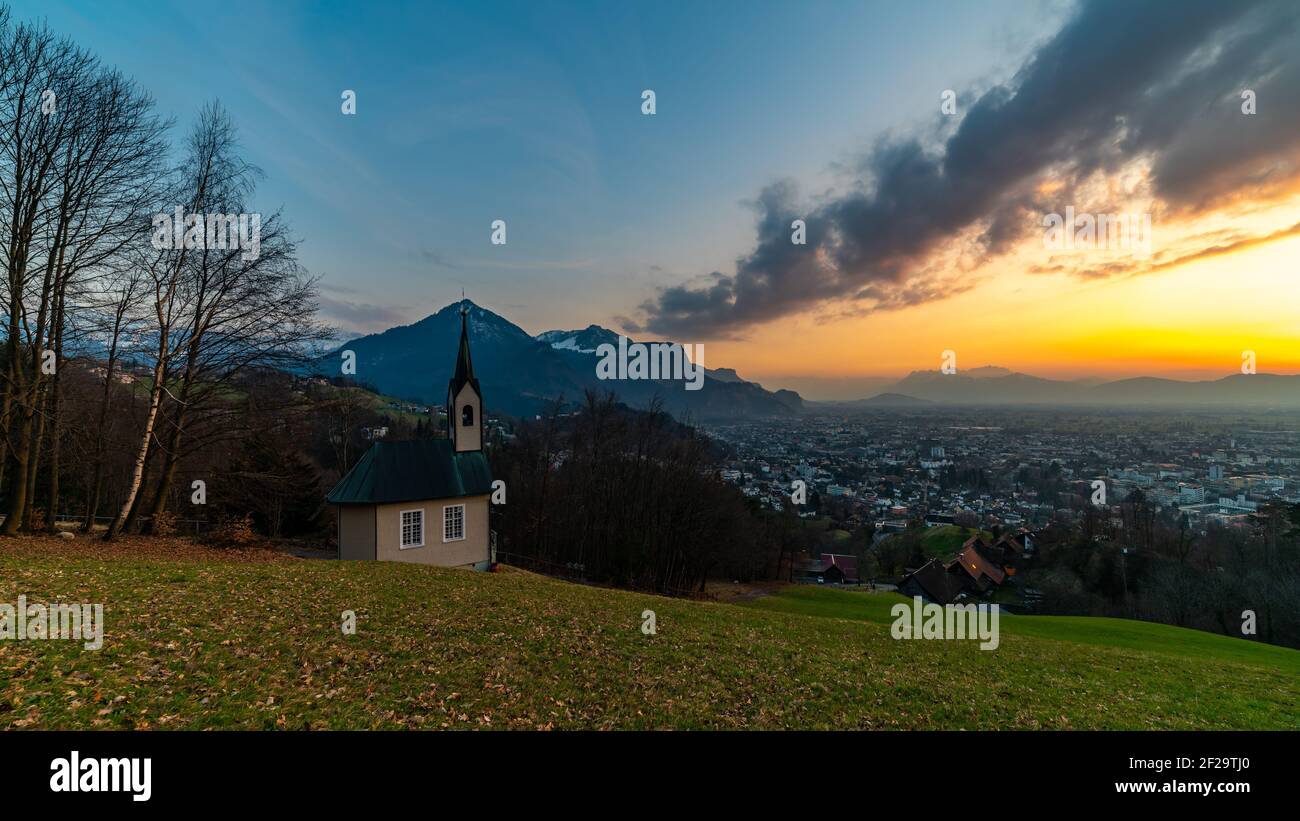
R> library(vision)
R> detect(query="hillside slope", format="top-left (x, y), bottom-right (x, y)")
top-left (742, 586), bottom-right (1300, 677)
top-left (2, 543), bottom-right (1295, 729)
top-left (920, 525), bottom-right (991, 557)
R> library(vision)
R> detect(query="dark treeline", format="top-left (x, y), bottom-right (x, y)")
top-left (490, 391), bottom-right (786, 594)
top-left (1025, 491), bottom-right (1300, 649)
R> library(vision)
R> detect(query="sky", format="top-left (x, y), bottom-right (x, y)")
top-left (16, 0), bottom-right (1300, 393)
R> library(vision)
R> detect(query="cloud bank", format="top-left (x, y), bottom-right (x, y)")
top-left (629, 0), bottom-right (1300, 339)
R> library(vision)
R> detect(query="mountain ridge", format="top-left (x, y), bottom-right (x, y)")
top-left (327, 302), bottom-right (802, 419)
top-left (328, 306), bottom-right (1300, 415)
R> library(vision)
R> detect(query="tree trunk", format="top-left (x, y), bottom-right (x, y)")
top-left (104, 358), bottom-right (167, 540)
top-left (44, 340), bottom-right (64, 531)
top-left (121, 443), bottom-right (157, 536)
top-left (24, 392), bottom-right (47, 530)
top-left (0, 281), bottom-right (29, 536)
top-left (143, 403), bottom-right (186, 531)
top-left (1, 392), bottom-right (34, 537)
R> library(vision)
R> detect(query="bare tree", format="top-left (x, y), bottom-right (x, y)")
top-left (38, 69), bottom-right (168, 530)
top-left (104, 103), bottom-right (238, 540)
top-left (0, 16), bottom-right (82, 533)
top-left (139, 207), bottom-right (330, 529)
top-left (0, 12), bottom-right (166, 534)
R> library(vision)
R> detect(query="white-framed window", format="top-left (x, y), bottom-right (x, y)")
top-left (400, 509), bottom-right (424, 549)
top-left (443, 504), bottom-right (465, 542)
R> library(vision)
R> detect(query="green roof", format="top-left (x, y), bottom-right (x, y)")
top-left (326, 439), bottom-right (493, 505)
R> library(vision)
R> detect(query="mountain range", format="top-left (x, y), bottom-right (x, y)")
top-left (326, 301), bottom-right (1300, 418)
top-left (328, 301), bottom-right (802, 419)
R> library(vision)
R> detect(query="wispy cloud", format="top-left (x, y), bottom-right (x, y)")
top-left (317, 286), bottom-right (409, 336)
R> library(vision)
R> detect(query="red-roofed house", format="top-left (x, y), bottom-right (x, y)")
top-left (947, 545), bottom-right (1006, 593)
top-left (819, 553), bottom-right (860, 584)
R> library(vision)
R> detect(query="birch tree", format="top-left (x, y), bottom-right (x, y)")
top-left (104, 103), bottom-right (238, 540)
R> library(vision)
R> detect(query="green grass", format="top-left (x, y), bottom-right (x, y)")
top-left (742, 585), bottom-right (1300, 677)
top-left (2, 548), bottom-right (1297, 729)
top-left (918, 525), bottom-right (990, 558)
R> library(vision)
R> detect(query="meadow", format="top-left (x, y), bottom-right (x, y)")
top-left (1, 537), bottom-right (1295, 730)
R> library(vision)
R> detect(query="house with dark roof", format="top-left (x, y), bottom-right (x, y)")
top-left (961, 532), bottom-right (993, 555)
top-left (326, 304), bottom-right (494, 568)
top-left (789, 552), bottom-right (862, 585)
top-left (819, 553), bottom-right (860, 584)
top-left (968, 530), bottom-right (1035, 577)
top-left (1005, 529), bottom-right (1034, 558)
top-left (988, 531), bottom-right (1029, 568)
top-left (898, 558), bottom-right (965, 605)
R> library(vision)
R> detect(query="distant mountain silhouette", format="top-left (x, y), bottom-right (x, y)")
top-left (852, 368), bottom-right (1300, 407)
top-left (324, 301), bottom-right (802, 419)
top-left (1085, 373), bottom-right (1300, 405)
top-left (706, 367), bottom-right (747, 383)
top-left (963, 365), bottom-right (1015, 378)
top-left (829, 392), bottom-right (933, 408)
top-left (888, 369), bottom-right (1089, 403)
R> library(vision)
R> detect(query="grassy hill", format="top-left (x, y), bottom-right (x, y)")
top-left (742, 586), bottom-right (1300, 677)
top-left (919, 524), bottom-right (990, 558)
top-left (2, 538), bottom-right (1296, 729)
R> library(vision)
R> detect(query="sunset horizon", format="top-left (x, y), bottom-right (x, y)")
top-left (23, 0), bottom-right (1300, 391)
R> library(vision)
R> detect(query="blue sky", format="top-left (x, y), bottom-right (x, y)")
top-left (14, 0), bottom-right (1065, 338)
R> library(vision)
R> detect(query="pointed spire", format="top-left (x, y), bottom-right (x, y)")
top-left (450, 297), bottom-right (479, 398)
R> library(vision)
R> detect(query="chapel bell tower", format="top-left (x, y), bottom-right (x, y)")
top-left (448, 301), bottom-right (483, 452)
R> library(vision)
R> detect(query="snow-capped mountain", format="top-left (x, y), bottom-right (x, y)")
top-left (534, 325), bottom-right (621, 354)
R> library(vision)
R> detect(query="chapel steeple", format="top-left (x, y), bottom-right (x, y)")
top-left (448, 300), bottom-right (483, 452)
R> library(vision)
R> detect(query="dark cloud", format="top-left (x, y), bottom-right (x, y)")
top-left (317, 293), bottom-right (408, 334)
top-left (633, 0), bottom-right (1300, 339)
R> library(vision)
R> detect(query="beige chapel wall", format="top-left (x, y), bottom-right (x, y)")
top-left (337, 505), bottom-right (376, 560)
top-left (375, 494), bottom-right (490, 567)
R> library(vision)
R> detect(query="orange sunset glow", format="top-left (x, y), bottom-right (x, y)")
top-left (712, 202), bottom-right (1300, 386)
